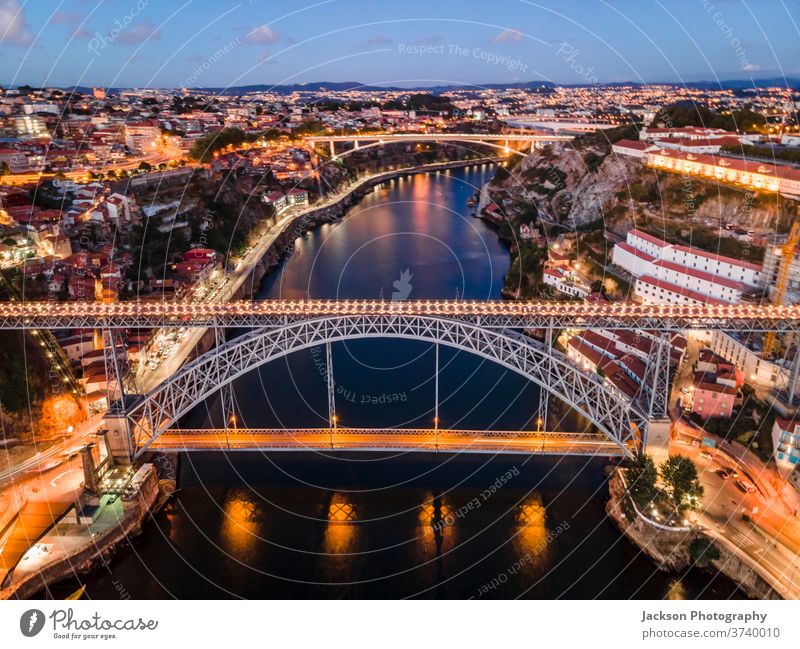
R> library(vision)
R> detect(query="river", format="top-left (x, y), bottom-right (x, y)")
top-left (80, 164), bottom-right (742, 599)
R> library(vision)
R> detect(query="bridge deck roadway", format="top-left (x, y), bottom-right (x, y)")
top-left (149, 428), bottom-right (628, 456)
top-left (0, 299), bottom-right (796, 332)
top-left (306, 133), bottom-right (573, 143)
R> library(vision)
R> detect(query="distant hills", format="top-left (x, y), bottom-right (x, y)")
top-left (12, 78), bottom-right (800, 95)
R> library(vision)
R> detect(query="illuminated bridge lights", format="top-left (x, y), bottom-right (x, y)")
top-left (0, 300), bottom-right (798, 331)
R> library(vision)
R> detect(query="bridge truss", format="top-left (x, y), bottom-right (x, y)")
top-left (106, 314), bottom-right (664, 460)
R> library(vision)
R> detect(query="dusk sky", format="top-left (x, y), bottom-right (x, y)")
top-left (1, 0), bottom-right (798, 88)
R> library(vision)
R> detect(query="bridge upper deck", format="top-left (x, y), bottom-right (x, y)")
top-left (0, 299), bottom-right (795, 332)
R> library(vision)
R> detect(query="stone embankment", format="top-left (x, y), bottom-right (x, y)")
top-left (230, 157), bottom-right (500, 301)
top-left (2, 464), bottom-right (160, 600)
top-left (606, 470), bottom-right (783, 600)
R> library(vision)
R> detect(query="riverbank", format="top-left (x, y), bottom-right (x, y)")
top-left (1, 464), bottom-right (160, 600)
top-left (145, 157), bottom-right (501, 377)
top-left (606, 469), bottom-right (783, 599)
top-left (233, 157), bottom-right (501, 299)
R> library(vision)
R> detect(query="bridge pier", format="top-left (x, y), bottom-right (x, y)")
top-left (641, 333), bottom-right (673, 464)
top-left (329, 140), bottom-right (335, 157)
top-left (103, 409), bottom-right (135, 464)
top-left (643, 418), bottom-right (671, 466)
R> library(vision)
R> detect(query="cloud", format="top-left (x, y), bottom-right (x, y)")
top-left (742, 63), bottom-right (761, 72)
top-left (246, 24), bottom-right (280, 44)
top-left (0, 0), bottom-right (34, 46)
top-left (51, 11), bottom-right (83, 25)
top-left (71, 27), bottom-right (93, 39)
top-left (365, 34), bottom-right (393, 45)
top-left (117, 20), bottom-right (161, 45)
top-left (490, 28), bottom-right (523, 44)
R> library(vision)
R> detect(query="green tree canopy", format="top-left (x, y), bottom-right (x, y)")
top-left (626, 451), bottom-right (659, 510)
top-left (660, 455), bottom-right (704, 511)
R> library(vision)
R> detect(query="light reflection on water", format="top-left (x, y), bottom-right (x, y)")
top-left (73, 166), bottom-right (744, 600)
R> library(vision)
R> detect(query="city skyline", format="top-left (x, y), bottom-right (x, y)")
top-left (1, 0), bottom-right (799, 88)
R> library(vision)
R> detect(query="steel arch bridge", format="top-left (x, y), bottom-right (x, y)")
top-left (110, 314), bottom-right (654, 461)
top-left (306, 132), bottom-right (573, 158)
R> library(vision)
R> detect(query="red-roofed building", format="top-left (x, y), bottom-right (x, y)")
top-left (611, 139), bottom-right (661, 159)
top-left (691, 381), bottom-right (737, 420)
top-left (647, 148), bottom-right (800, 197)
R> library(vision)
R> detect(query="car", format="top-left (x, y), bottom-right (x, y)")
top-left (680, 387), bottom-right (690, 394)
top-left (733, 480), bottom-right (748, 494)
top-left (737, 479), bottom-right (756, 493)
top-left (699, 450), bottom-right (713, 460)
top-left (714, 469), bottom-right (730, 480)
top-left (726, 467), bottom-right (740, 479)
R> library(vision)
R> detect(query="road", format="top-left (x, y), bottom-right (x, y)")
top-left (150, 428), bottom-right (627, 455)
top-left (674, 436), bottom-right (800, 599)
top-left (0, 143), bottom-right (186, 186)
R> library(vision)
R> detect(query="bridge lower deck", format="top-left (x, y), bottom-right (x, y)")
top-left (149, 428), bottom-right (629, 456)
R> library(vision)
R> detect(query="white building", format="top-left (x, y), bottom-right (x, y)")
top-left (612, 229), bottom-right (760, 305)
top-left (708, 329), bottom-right (786, 390)
top-left (543, 266), bottom-right (590, 298)
top-left (762, 243), bottom-right (800, 304)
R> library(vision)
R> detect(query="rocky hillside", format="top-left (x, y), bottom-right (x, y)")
top-left (493, 140), bottom-right (795, 236)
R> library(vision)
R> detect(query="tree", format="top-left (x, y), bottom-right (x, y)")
top-left (590, 279), bottom-right (607, 294)
top-left (138, 161), bottom-right (152, 172)
top-left (688, 536), bottom-right (720, 568)
top-left (660, 455), bottom-right (704, 511)
top-left (0, 161), bottom-right (10, 176)
top-left (626, 452), bottom-right (659, 510)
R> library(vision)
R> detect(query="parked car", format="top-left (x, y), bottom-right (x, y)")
top-left (714, 469), bottom-right (730, 480)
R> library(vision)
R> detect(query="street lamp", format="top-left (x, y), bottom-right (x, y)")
top-left (331, 415), bottom-right (337, 450)
top-left (434, 416), bottom-right (439, 452)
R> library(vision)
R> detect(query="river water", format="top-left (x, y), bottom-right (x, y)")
top-left (81, 164), bottom-right (743, 599)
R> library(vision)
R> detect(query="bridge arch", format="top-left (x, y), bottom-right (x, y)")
top-left (121, 315), bottom-right (647, 459)
top-left (320, 138), bottom-right (537, 160)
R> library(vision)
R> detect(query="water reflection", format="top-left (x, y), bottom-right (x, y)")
top-left (666, 578), bottom-right (687, 600)
top-left (514, 495), bottom-right (550, 566)
top-left (220, 489), bottom-right (261, 558)
top-left (418, 490), bottom-right (454, 557)
top-left (322, 492), bottom-right (359, 555)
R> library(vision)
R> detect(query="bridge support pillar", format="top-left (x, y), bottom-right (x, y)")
top-left (644, 333), bottom-right (671, 421)
top-left (102, 329), bottom-right (129, 405)
top-left (326, 342), bottom-right (337, 444)
top-left (329, 140), bottom-right (335, 157)
top-left (644, 418), bottom-right (671, 467)
top-left (103, 411), bottom-right (135, 464)
top-left (538, 327), bottom-right (553, 431)
top-left (79, 443), bottom-right (100, 495)
top-left (215, 327), bottom-right (236, 447)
